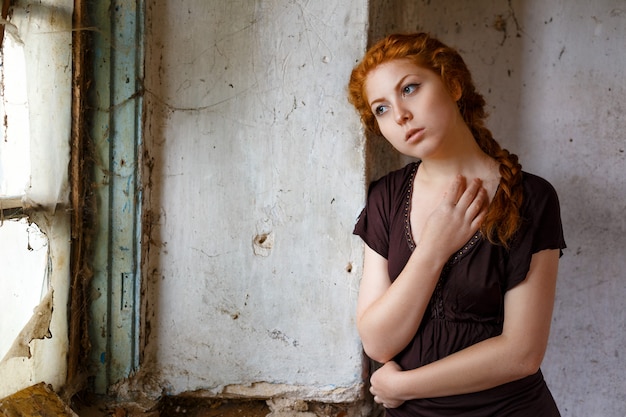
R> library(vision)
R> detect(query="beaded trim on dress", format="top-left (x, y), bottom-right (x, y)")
top-left (401, 162), bottom-right (483, 319)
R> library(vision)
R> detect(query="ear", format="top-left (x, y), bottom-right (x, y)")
top-left (449, 79), bottom-right (462, 102)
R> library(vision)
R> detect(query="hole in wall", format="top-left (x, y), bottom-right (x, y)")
top-left (252, 232), bottom-right (274, 257)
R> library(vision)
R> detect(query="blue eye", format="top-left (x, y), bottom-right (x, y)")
top-left (374, 105), bottom-right (388, 116)
top-left (402, 83), bottom-right (419, 96)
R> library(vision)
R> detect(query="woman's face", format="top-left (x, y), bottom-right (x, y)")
top-left (364, 58), bottom-right (463, 160)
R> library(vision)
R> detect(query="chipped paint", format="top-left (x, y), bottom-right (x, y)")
top-left (87, 0), bottom-right (145, 394)
top-left (1, 291), bottom-right (53, 361)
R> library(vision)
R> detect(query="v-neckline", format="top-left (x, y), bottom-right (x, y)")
top-left (403, 161), bottom-right (483, 264)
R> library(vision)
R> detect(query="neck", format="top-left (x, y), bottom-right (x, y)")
top-left (418, 131), bottom-right (497, 185)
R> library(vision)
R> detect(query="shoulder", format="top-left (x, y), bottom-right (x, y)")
top-left (520, 171), bottom-right (562, 214)
top-left (514, 170), bottom-right (566, 253)
top-left (521, 171), bottom-right (558, 195)
top-left (354, 163), bottom-right (418, 257)
top-left (505, 171), bottom-right (566, 285)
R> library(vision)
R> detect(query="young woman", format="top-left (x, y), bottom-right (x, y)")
top-left (348, 33), bottom-right (566, 416)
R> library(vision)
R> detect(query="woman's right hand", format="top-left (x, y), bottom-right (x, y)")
top-left (418, 175), bottom-right (488, 261)
top-left (357, 175), bottom-right (489, 362)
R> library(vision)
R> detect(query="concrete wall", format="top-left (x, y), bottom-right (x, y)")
top-left (139, 0), bottom-right (369, 406)
top-left (137, 0), bottom-right (625, 415)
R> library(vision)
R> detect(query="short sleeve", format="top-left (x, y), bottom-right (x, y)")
top-left (352, 163), bottom-right (416, 260)
top-left (353, 176), bottom-right (391, 259)
top-left (505, 173), bottom-right (567, 290)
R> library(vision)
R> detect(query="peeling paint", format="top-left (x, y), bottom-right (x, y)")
top-left (0, 290), bottom-right (53, 362)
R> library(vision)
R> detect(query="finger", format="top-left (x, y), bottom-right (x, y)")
top-left (444, 175), bottom-right (466, 206)
top-left (469, 189), bottom-right (488, 228)
top-left (466, 186), bottom-right (487, 218)
top-left (455, 178), bottom-right (483, 209)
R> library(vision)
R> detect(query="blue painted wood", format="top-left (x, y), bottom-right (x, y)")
top-left (89, 0), bottom-right (143, 394)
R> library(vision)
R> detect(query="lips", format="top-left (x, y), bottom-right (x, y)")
top-left (405, 128), bottom-right (424, 142)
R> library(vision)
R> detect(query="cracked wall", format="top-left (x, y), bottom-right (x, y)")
top-left (134, 0), bottom-right (369, 405)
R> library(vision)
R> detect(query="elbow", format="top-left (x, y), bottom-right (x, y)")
top-left (363, 348), bottom-right (394, 364)
top-left (357, 322), bottom-right (398, 363)
top-left (360, 339), bottom-right (396, 364)
top-left (525, 353), bottom-right (545, 376)
top-left (513, 350), bottom-right (545, 379)
top-left (500, 332), bottom-right (548, 379)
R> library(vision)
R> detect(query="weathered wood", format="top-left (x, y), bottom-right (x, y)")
top-left (0, 383), bottom-right (77, 417)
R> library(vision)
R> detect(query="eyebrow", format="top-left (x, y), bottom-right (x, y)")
top-left (368, 74), bottom-right (416, 108)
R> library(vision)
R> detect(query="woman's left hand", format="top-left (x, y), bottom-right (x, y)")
top-left (369, 361), bottom-right (406, 409)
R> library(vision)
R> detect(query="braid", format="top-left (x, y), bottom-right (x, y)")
top-left (455, 68), bottom-right (524, 247)
top-left (476, 128), bottom-right (524, 247)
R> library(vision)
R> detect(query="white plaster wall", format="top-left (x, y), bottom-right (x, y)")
top-left (141, 0), bottom-right (368, 402)
top-left (370, 0), bottom-right (626, 415)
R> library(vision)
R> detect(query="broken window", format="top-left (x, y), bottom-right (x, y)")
top-left (0, 19), bottom-right (29, 198)
top-left (0, 0), bottom-right (72, 395)
top-left (0, 4), bottom-right (50, 362)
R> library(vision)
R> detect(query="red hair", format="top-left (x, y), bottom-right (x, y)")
top-left (348, 33), bottom-right (523, 247)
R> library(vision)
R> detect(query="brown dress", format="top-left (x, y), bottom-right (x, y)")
top-left (354, 162), bottom-right (566, 416)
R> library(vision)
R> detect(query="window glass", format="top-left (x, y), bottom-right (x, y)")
top-left (0, 32), bottom-right (30, 198)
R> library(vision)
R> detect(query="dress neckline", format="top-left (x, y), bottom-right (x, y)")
top-left (403, 161), bottom-right (482, 264)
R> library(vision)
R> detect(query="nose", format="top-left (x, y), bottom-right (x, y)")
top-left (394, 103), bottom-right (412, 124)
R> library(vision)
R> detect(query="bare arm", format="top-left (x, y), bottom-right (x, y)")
top-left (357, 244), bottom-right (446, 362)
top-left (369, 248), bottom-right (560, 408)
top-left (357, 176), bottom-right (488, 362)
